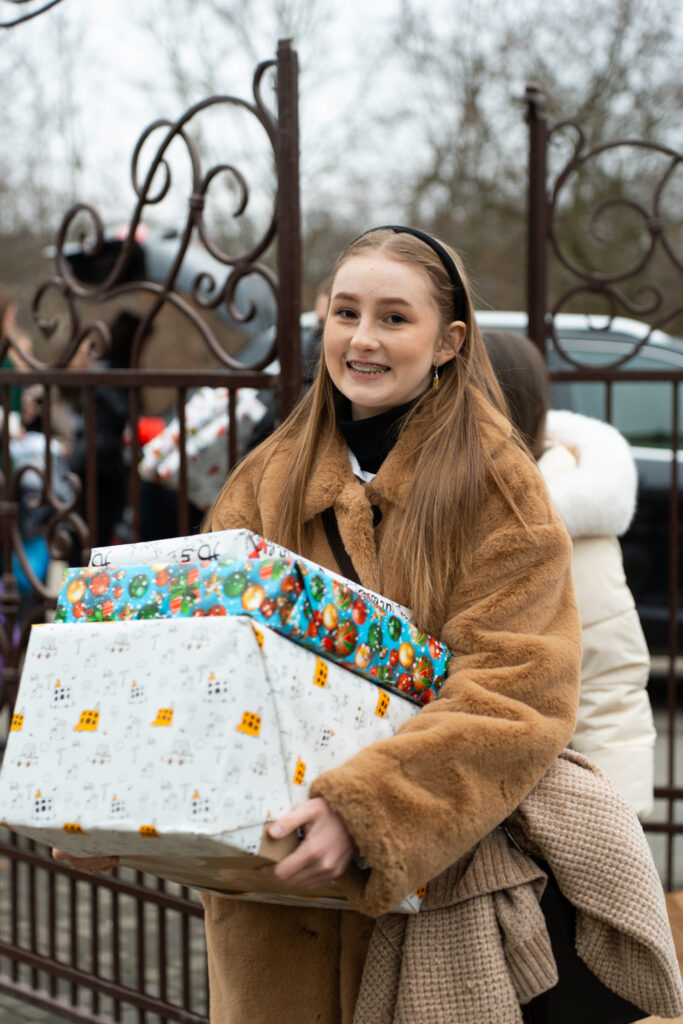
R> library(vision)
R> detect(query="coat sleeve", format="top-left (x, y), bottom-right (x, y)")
top-left (569, 535), bottom-right (655, 819)
top-left (310, 459), bottom-right (582, 917)
top-left (202, 463), bottom-right (264, 535)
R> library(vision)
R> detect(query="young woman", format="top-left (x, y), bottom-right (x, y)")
top-left (199, 227), bottom-right (583, 1023)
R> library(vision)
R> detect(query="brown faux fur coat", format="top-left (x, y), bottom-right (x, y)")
top-left (201, 403), bottom-right (582, 1024)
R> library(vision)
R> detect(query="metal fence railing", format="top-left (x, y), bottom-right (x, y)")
top-left (0, 37), bottom-right (300, 1021)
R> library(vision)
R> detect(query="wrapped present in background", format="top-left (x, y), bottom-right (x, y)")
top-left (138, 385), bottom-right (228, 478)
top-left (138, 388), bottom-right (267, 510)
top-left (56, 554), bottom-right (450, 705)
top-left (0, 615), bottom-right (422, 912)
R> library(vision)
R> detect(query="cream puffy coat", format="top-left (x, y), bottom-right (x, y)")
top-left (540, 409), bottom-right (655, 819)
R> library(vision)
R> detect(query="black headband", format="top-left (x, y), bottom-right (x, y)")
top-left (354, 224), bottom-right (467, 323)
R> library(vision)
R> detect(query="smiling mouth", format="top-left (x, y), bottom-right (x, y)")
top-left (347, 361), bottom-right (390, 375)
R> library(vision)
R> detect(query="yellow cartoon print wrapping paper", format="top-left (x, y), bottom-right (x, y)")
top-left (0, 615), bottom-right (422, 911)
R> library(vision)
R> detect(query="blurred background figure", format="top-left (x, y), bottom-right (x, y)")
top-left (19, 335), bottom-right (91, 458)
top-left (68, 311), bottom-right (138, 548)
top-left (17, 311), bottom-right (139, 551)
top-left (1, 288), bottom-right (34, 417)
top-left (0, 290), bottom-right (76, 619)
top-left (484, 328), bottom-right (655, 819)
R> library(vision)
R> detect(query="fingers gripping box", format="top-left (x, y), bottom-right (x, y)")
top-left (0, 615), bottom-right (421, 910)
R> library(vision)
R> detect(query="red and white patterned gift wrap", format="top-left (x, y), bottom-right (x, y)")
top-left (138, 389), bottom-right (267, 510)
top-left (56, 557), bottom-right (450, 705)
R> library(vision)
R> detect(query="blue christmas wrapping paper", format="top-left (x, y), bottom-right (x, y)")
top-left (90, 527), bottom-right (413, 620)
top-left (56, 557), bottom-right (450, 705)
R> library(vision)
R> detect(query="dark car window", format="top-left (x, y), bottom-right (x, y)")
top-left (549, 341), bottom-right (683, 450)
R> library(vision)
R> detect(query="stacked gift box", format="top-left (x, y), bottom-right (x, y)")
top-left (0, 615), bottom-right (422, 909)
top-left (55, 549), bottom-right (450, 706)
top-left (89, 527), bottom-right (414, 619)
top-left (0, 530), bottom-right (451, 912)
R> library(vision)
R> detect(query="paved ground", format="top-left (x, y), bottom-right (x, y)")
top-left (0, 992), bottom-right (73, 1022)
top-left (0, 842), bottom-right (208, 1023)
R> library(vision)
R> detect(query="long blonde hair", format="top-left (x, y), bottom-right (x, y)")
top-left (229, 228), bottom-right (520, 632)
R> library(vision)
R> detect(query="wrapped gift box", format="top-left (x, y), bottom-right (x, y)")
top-left (138, 388), bottom-right (268, 510)
top-left (56, 555), bottom-right (450, 705)
top-left (90, 528), bottom-right (412, 620)
top-left (0, 615), bottom-right (423, 912)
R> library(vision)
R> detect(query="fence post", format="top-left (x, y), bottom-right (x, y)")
top-left (276, 38), bottom-right (302, 419)
top-left (525, 82), bottom-right (548, 358)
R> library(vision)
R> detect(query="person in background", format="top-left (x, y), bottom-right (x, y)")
top-left (0, 288), bottom-right (35, 415)
top-left (19, 335), bottom-right (92, 459)
top-left (69, 311), bottom-right (139, 548)
top-left (483, 328), bottom-right (655, 819)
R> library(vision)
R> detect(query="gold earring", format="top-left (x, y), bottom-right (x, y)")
top-left (432, 363), bottom-right (440, 390)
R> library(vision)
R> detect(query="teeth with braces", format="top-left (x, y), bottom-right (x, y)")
top-left (348, 362), bottom-right (388, 375)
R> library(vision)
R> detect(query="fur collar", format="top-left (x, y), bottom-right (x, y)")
top-left (539, 410), bottom-right (637, 539)
top-left (260, 395), bottom-right (513, 526)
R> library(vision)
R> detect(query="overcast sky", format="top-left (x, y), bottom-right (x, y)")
top-left (3, 0), bottom-right (418, 231)
top-left (3, 0), bottom-right (681, 255)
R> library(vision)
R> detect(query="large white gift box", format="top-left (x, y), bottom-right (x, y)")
top-left (0, 614), bottom-right (421, 910)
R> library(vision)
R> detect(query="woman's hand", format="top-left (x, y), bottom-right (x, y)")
top-left (266, 797), bottom-right (357, 889)
top-left (52, 848), bottom-right (119, 875)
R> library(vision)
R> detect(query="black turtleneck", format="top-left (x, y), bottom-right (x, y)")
top-left (335, 398), bottom-right (416, 475)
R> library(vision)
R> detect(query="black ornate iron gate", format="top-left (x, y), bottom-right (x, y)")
top-left (526, 83), bottom-right (683, 890)
top-left (0, 19), bottom-right (300, 1021)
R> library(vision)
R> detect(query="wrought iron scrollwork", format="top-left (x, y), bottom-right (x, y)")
top-left (0, 0), bottom-right (64, 28)
top-left (34, 58), bottom-right (283, 373)
top-left (545, 118), bottom-right (682, 367)
top-left (0, 40), bottom-right (300, 712)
